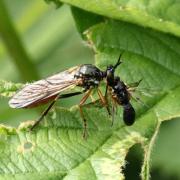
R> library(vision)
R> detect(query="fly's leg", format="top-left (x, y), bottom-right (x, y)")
top-left (97, 89), bottom-right (111, 116)
top-left (131, 95), bottom-right (149, 108)
top-left (105, 84), bottom-right (108, 98)
top-left (127, 79), bottom-right (142, 92)
top-left (104, 86), bottom-right (112, 117)
top-left (30, 91), bottom-right (84, 131)
top-left (58, 91), bottom-right (83, 99)
top-left (30, 94), bottom-right (60, 131)
top-left (90, 94), bottom-right (95, 102)
top-left (79, 89), bottom-right (93, 139)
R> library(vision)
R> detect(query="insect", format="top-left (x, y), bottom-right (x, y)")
top-left (8, 54), bottom-right (138, 138)
top-left (107, 76), bottom-right (136, 126)
top-left (9, 64), bottom-right (110, 138)
top-left (104, 56), bottom-right (139, 126)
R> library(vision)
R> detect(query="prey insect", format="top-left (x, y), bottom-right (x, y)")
top-left (9, 54), bottom-right (138, 138)
top-left (104, 55), bottom-right (139, 126)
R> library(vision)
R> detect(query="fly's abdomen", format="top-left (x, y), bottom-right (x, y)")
top-left (122, 103), bottom-right (135, 126)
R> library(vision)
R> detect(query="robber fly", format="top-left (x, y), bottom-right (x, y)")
top-left (9, 63), bottom-right (111, 138)
top-left (9, 54), bottom-right (137, 138)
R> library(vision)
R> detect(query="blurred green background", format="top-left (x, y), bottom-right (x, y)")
top-left (0, 0), bottom-right (93, 126)
top-left (0, 0), bottom-right (180, 179)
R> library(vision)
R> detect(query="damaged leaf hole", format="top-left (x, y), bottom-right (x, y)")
top-left (17, 141), bottom-right (35, 153)
top-left (122, 144), bottom-right (143, 180)
top-left (24, 141), bottom-right (33, 149)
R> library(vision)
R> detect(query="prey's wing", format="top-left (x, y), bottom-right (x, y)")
top-left (9, 66), bottom-right (80, 108)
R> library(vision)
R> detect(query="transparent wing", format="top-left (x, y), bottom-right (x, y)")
top-left (9, 66), bottom-right (80, 108)
top-left (128, 85), bottom-right (176, 120)
top-left (132, 87), bottom-right (166, 97)
top-left (127, 79), bottom-right (166, 97)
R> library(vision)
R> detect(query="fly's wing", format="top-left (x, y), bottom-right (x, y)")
top-left (9, 66), bottom-right (80, 108)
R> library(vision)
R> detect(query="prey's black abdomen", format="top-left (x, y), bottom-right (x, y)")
top-left (123, 103), bottom-right (135, 126)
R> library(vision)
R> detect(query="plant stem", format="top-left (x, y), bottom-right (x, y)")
top-left (0, 0), bottom-right (39, 82)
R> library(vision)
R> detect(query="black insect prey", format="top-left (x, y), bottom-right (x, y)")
top-left (109, 76), bottom-right (135, 126)
top-left (104, 55), bottom-right (136, 126)
top-left (9, 54), bottom-right (137, 138)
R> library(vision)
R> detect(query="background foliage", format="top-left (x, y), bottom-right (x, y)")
top-left (0, 0), bottom-right (180, 179)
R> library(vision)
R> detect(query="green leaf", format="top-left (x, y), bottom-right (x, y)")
top-left (151, 118), bottom-right (180, 178)
top-left (71, 7), bottom-right (104, 39)
top-left (44, 0), bottom-right (63, 8)
top-left (0, 80), bottom-right (23, 97)
top-left (0, 2), bottom-right (93, 126)
top-left (60, 0), bottom-right (180, 37)
top-left (87, 20), bottom-right (180, 122)
top-left (85, 20), bottom-right (180, 179)
top-left (1, 1), bottom-right (180, 179)
top-left (0, 0), bottom-right (39, 81)
top-left (0, 104), bottom-right (157, 179)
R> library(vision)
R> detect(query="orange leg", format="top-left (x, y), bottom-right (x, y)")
top-left (79, 88), bottom-right (93, 139)
top-left (90, 94), bottom-right (95, 102)
top-left (97, 88), bottom-right (111, 116)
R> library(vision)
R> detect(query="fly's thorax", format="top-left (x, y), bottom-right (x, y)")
top-left (74, 64), bottom-right (104, 89)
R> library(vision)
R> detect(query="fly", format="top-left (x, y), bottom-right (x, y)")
top-left (9, 53), bottom-right (139, 138)
top-left (9, 64), bottom-right (109, 138)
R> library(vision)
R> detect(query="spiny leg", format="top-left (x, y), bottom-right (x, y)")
top-left (30, 91), bottom-right (84, 131)
top-left (79, 88), bottom-right (93, 139)
top-left (97, 88), bottom-right (111, 116)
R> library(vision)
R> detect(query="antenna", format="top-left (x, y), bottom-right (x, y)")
top-left (113, 51), bottom-right (124, 70)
